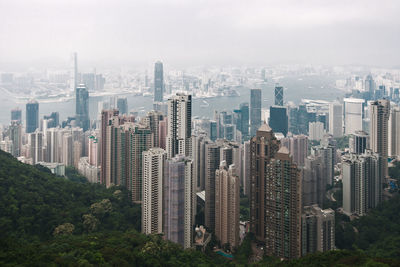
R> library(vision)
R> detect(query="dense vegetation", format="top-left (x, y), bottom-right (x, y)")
top-left (0, 149), bottom-right (399, 266)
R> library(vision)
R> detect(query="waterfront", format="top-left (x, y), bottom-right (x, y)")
top-left (0, 74), bottom-right (344, 125)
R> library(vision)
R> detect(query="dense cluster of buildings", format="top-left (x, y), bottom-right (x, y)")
top-left (1, 64), bottom-right (399, 260)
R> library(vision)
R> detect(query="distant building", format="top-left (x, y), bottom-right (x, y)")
top-left (11, 108), bottom-right (22, 123)
top-left (329, 102), bottom-right (343, 138)
top-left (26, 100), bottom-right (39, 134)
top-left (308, 121), bottom-right (325, 141)
top-left (117, 97), bottom-right (128, 115)
top-left (349, 130), bottom-right (369, 155)
top-left (269, 105), bottom-right (288, 136)
top-left (250, 89), bottom-right (262, 136)
top-left (154, 61), bottom-right (164, 102)
top-left (145, 110), bottom-right (164, 148)
top-left (75, 84), bottom-right (90, 132)
top-left (166, 93), bottom-right (191, 158)
top-left (389, 105), bottom-right (400, 157)
top-left (301, 205), bottom-right (335, 255)
top-left (9, 121), bottom-right (22, 157)
top-left (274, 85), bottom-right (284, 106)
top-left (37, 162), bottom-right (65, 176)
top-left (344, 98), bottom-right (364, 135)
top-left (342, 150), bottom-right (382, 216)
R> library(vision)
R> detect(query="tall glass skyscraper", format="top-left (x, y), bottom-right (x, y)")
top-left (154, 61), bottom-right (164, 102)
top-left (26, 100), bottom-right (39, 133)
top-left (274, 85), bottom-right (284, 106)
top-left (250, 89), bottom-right (261, 136)
top-left (75, 84), bottom-right (90, 131)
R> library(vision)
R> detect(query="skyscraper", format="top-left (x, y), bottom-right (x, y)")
top-left (370, 99), bottom-right (390, 178)
top-left (145, 110), bottom-right (164, 148)
top-left (344, 98), bottom-right (364, 135)
top-left (280, 134), bottom-right (308, 167)
top-left (8, 121), bottom-right (22, 157)
top-left (342, 150), bottom-right (382, 216)
top-left (11, 108), bottom-right (22, 123)
top-left (117, 97), bottom-right (128, 115)
top-left (26, 100), bottom-right (39, 134)
top-left (250, 124), bottom-right (280, 242)
top-left (250, 89), bottom-right (262, 136)
top-left (365, 74), bottom-right (375, 100)
top-left (100, 109), bottom-right (119, 186)
top-left (349, 130), bottom-right (369, 155)
top-left (204, 142), bottom-right (220, 231)
top-left (329, 102), bottom-right (343, 138)
top-left (302, 155), bottom-right (325, 207)
top-left (269, 105), bottom-right (288, 136)
top-left (274, 84), bottom-right (284, 106)
top-left (265, 147), bottom-right (301, 259)
top-left (154, 61), bottom-right (164, 102)
top-left (239, 102), bottom-right (249, 137)
top-left (163, 155), bottom-right (195, 249)
top-left (142, 148), bottom-right (166, 234)
top-left (76, 84), bottom-right (90, 132)
top-left (166, 93), bottom-right (192, 158)
top-left (389, 106), bottom-right (400, 157)
top-left (29, 131), bottom-right (44, 164)
top-left (215, 162), bottom-right (240, 249)
top-left (301, 205), bottom-right (335, 255)
top-left (44, 112), bottom-right (59, 128)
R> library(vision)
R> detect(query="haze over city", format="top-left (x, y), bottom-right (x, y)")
top-left (1, 0), bottom-right (400, 68)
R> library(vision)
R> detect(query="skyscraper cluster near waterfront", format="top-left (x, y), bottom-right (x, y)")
top-left (2, 61), bottom-right (400, 260)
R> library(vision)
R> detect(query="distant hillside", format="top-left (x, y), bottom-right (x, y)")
top-left (0, 149), bottom-right (398, 266)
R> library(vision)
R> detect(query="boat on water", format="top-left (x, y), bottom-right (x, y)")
top-left (200, 100), bottom-right (209, 108)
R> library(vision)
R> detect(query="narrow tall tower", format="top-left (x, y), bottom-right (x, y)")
top-left (370, 99), bottom-right (390, 178)
top-left (166, 93), bottom-right (192, 158)
top-left (274, 84), bottom-right (284, 106)
top-left (26, 100), bottom-right (39, 134)
top-left (249, 124), bottom-right (280, 242)
top-left (250, 89), bottom-right (262, 136)
top-left (76, 84), bottom-right (90, 131)
top-left (154, 61), bottom-right (164, 102)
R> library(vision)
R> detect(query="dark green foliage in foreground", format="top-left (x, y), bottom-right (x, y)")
top-left (65, 166), bottom-right (88, 183)
top-left (0, 149), bottom-right (399, 266)
top-left (0, 149), bottom-right (140, 242)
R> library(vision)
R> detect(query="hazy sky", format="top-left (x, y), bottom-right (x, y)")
top-left (1, 0), bottom-right (400, 68)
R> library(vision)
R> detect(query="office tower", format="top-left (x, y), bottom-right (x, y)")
top-left (121, 123), bottom-right (153, 202)
top-left (154, 61), bottom-right (164, 102)
top-left (243, 140), bottom-right (251, 196)
top-left (308, 121), bottom-right (325, 141)
top-left (302, 155), bottom-right (325, 207)
top-left (344, 98), bottom-right (364, 135)
top-left (239, 103), bottom-right (249, 137)
top-left (145, 110), bottom-right (164, 148)
top-left (100, 109), bottom-right (120, 186)
top-left (142, 148), bottom-right (166, 234)
top-left (43, 112), bottom-right (59, 128)
top-left (370, 100), bottom-right (390, 178)
top-left (261, 68), bottom-right (266, 81)
top-left (389, 106), bottom-right (400, 156)
top-left (274, 85), bottom-right (284, 106)
top-left (365, 74), bottom-right (375, 99)
top-left (329, 102), bottom-right (343, 137)
top-left (166, 93), bottom-right (192, 158)
top-left (163, 155), bottom-right (194, 249)
top-left (301, 205), bottom-right (335, 255)
top-left (311, 145), bottom-right (335, 186)
top-left (76, 84), bottom-right (90, 132)
top-left (250, 124), bottom-right (280, 242)
top-left (288, 105), bottom-right (299, 134)
top-left (269, 106), bottom-right (288, 136)
top-left (29, 131), bottom-right (44, 164)
top-left (8, 121), bottom-right (22, 157)
top-left (215, 162), bottom-right (240, 249)
top-left (26, 100), bottom-right (39, 133)
top-left (71, 52), bottom-right (78, 90)
top-left (81, 73), bottom-right (95, 91)
top-left (342, 150), bottom-right (382, 216)
top-left (298, 104), bottom-right (309, 135)
top-left (349, 130), bottom-right (369, 155)
top-left (208, 120), bottom-right (218, 141)
top-left (11, 108), bottom-right (22, 123)
top-left (265, 147), bottom-right (301, 259)
top-left (250, 89), bottom-right (262, 136)
top-left (117, 97), bottom-right (128, 115)
top-left (204, 142), bottom-right (220, 231)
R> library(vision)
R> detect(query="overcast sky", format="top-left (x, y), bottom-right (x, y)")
top-left (1, 0), bottom-right (399, 68)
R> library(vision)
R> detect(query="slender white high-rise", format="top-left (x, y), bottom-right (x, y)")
top-left (329, 102), bottom-right (343, 137)
top-left (166, 93), bottom-right (192, 158)
top-left (389, 105), bottom-right (400, 157)
top-left (344, 98), bottom-right (364, 135)
top-left (142, 148), bottom-right (166, 234)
